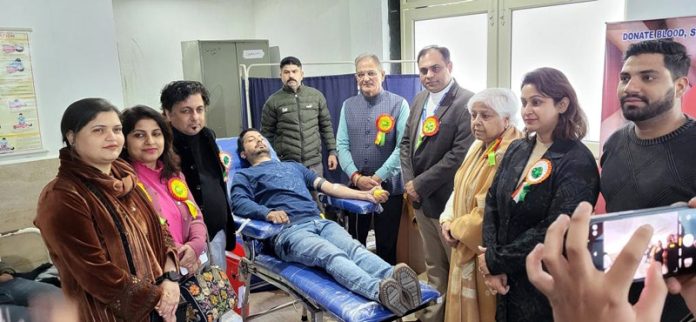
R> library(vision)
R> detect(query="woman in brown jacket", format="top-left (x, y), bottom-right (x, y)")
top-left (35, 98), bottom-right (180, 321)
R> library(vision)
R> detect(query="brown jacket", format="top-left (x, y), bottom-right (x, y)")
top-left (35, 148), bottom-right (177, 321)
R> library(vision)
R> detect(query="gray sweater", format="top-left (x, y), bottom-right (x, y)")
top-left (601, 117), bottom-right (696, 212)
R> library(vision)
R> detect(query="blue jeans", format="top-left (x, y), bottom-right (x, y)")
top-left (0, 277), bottom-right (61, 306)
top-left (0, 277), bottom-right (61, 322)
top-left (273, 220), bottom-right (393, 300)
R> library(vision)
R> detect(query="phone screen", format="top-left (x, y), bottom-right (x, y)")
top-left (588, 206), bottom-right (696, 280)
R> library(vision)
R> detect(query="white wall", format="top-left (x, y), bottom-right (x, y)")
top-left (510, 0), bottom-right (625, 142)
top-left (2, 0), bottom-right (691, 166)
top-left (0, 0), bottom-right (123, 165)
top-left (113, 0), bottom-right (255, 108)
top-left (625, 0), bottom-right (696, 20)
top-left (113, 0), bottom-right (387, 106)
top-left (252, 0), bottom-right (387, 76)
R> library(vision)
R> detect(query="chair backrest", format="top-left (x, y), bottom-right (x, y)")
top-left (216, 136), bottom-right (278, 198)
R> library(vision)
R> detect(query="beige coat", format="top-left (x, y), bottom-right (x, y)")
top-left (444, 127), bottom-right (523, 322)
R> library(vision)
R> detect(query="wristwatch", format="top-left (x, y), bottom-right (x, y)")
top-left (155, 271), bottom-right (181, 284)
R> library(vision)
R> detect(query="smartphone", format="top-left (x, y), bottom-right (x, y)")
top-left (588, 205), bottom-right (696, 281)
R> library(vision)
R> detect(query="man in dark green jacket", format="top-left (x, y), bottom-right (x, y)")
top-left (260, 56), bottom-right (337, 176)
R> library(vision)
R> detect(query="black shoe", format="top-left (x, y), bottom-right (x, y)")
top-left (393, 263), bottom-right (421, 310)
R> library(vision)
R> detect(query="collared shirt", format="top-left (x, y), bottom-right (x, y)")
top-left (416, 79), bottom-right (455, 140)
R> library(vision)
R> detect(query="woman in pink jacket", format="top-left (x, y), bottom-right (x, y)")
top-left (121, 105), bottom-right (208, 273)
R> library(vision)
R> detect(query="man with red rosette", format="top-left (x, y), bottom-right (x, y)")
top-left (399, 45), bottom-right (474, 322)
top-left (336, 53), bottom-right (410, 265)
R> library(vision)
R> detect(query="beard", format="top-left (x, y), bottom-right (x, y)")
top-left (620, 87), bottom-right (675, 122)
top-left (248, 146), bottom-right (269, 159)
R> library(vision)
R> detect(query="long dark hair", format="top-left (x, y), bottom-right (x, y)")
top-left (521, 67), bottom-right (587, 141)
top-left (120, 105), bottom-right (180, 180)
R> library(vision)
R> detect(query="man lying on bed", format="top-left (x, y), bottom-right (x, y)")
top-left (230, 128), bottom-right (420, 316)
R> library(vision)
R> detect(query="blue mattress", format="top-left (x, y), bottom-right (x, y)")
top-left (318, 193), bottom-right (382, 215)
top-left (233, 217), bottom-right (440, 321)
top-left (254, 254), bottom-right (439, 322)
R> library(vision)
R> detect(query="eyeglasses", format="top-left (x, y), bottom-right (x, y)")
top-left (356, 70), bottom-right (380, 79)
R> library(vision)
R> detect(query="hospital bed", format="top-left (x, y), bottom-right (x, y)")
top-left (217, 137), bottom-right (440, 322)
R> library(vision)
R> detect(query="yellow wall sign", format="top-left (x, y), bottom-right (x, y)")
top-left (0, 30), bottom-right (42, 156)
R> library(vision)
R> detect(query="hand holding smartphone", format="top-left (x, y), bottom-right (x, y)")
top-left (588, 205), bottom-right (696, 281)
top-left (526, 202), bottom-right (668, 322)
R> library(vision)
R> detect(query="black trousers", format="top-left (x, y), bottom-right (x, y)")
top-left (346, 194), bottom-right (403, 265)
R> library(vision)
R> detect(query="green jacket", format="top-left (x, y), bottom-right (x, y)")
top-left (260, 85), bottom-right (336, 167)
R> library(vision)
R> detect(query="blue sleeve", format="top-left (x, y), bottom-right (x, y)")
top-left (229, 171), bottom-right (271, 221)
top-left (336, 102), bottom-right (358, 177)
top-left (290, 162), bottom-right (319, 191)
top-left (375, 99), bottom-right (410, 180)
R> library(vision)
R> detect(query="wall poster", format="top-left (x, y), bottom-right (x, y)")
top-left (0, 29), bottom-right (42, 156)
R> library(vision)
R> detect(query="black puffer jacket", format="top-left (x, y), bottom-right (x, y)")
top-left (260, 85), bottom-right (336, 167)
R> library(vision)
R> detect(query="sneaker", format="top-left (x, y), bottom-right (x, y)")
top-left (378, 278), bottom-right (409, 316)
top-left (392, 263), bottom-right (421, 310)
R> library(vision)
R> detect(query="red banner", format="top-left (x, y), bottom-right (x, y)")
top-left (600, 17), bottom-right (696, 147)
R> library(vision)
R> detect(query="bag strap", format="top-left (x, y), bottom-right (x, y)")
top-left (85, 181), bottom-right (137, 276)
top-left (203, 230), bottom-right (215, 269)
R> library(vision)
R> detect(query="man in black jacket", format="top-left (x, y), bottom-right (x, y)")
top-left (161, 80), bottom-right (235, 270)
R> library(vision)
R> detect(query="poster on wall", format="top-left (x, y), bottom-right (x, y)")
top-left (0, 29), bottom-right (42, 156)
top-left (600, 16), bottom-right (696, 147)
